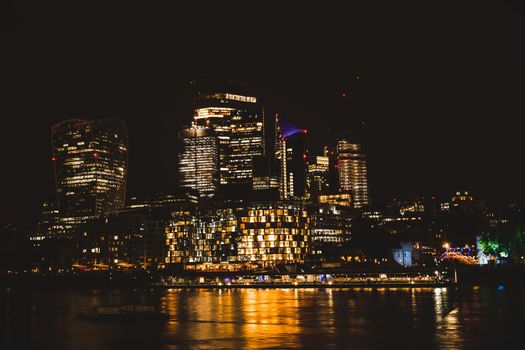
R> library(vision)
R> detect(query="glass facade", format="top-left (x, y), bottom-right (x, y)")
top-left (237, 202), bottom-right (311, 266)
top-left (52, 119), bottom-right (128, 226)
top-left (308, 156), bottom-right (330, 198)
top-left (310, 204), bottom-right (353, 246)
top-left (318, 193), bottom-right (353, 207)
top-left (337, 140), bottom-right (369, 208)
top-left (193, 92), bottom-right (265, 187)
top-left (165, 208), bottom-right (238, 267)
top-left (178, 126), bottom-right (219, 198)
top-left (275, 118), bottom-right (308, 199)
top-left (165, 202), bottom-right (311, 269)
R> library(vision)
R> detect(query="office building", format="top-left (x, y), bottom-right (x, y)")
top-left (318, 193), bottom-right (353, 207)
top-left (51, 118), bottom-right (128, 226)
top-left (237, 202), bottom-right (311, 267)
top-left (165, 208), bottom-right (238, 269)
top-left (275, 117), bottom-right (308, 199)
top-left (337, 139), bottom-right (369, 208)
top-left (193, 91), bottom-right (265, 188)
top-left (309, 203), bottom-right (354, 259)
top-left (308, 155), bottom-right (330, 198)
top-left (178, 125), bottom-right (219, 198)
top-left (165, 201), bottom-right (313, 270)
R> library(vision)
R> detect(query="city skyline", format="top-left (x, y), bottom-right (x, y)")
top-left (3, 2), bottom-right (525, 228)
top-left (3, 4), bottom-right (525, 350)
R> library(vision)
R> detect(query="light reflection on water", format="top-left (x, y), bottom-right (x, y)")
top-left (1, 287), bottom-right (525, 349)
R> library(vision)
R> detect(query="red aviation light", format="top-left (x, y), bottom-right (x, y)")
top-left (341, 92), bottom-right (347, 97)
top-left (303, 153), bottom-right (308, 160)
top-left (51, 156), bottom-right (56, 161)
top-left (93, 152), bottom-right (99, 158)
top-left (302, 129), bottom-right (308, 134)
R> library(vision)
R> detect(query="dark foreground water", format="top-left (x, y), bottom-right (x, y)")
top-left (1, 286), bottom-right (524, 349)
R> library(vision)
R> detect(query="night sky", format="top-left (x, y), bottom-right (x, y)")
top-left (2, 1), bottom-right (524, 228)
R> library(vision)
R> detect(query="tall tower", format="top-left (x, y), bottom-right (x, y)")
top-left (178, 125), bottom-right (219, 198)
top-left (193, 90), bottom-right (265, 189)
top-left (276, 117), bottom-right (308, 199)
top-left (337, 139), bottom-right (369, 208)
top-left (51, 119), bottom-right (128, 226)
top-left (308, 155), bottom-right (330, 198)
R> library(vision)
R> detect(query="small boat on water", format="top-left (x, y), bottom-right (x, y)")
top-left (77, 305), bottom-right (169, 321)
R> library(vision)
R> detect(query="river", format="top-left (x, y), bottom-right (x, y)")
top-left (1, 286), bottom-right (523, 349)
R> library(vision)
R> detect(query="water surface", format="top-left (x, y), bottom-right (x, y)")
top-left (1, 286), bottom-right (523, 349)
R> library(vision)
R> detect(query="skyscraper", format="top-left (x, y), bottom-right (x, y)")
top-left (308, 155), bottom-right (330, 198)
top-left (193, 91), bottom-right (265, 189)
top-left (178, 125), bottom-right (219, 198)
top-left (276, 117), bottom-right (308, 199)
top-left (51, 119), bottom-right (128, 226)
top-left (337, 139), bottom-right (369, 208)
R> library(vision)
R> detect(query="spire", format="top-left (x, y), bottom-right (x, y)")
top-left (279, 118), bottom-right (307, 139)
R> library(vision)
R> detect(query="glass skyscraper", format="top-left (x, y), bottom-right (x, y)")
top-left (178, 125), bottom-right (219, 198)
top-left (337, 140), bottom-right (369, 208)
top-left (275, 117), bottom-right (308, 199)
top-left (51, 118), bottom-right (128, 226)
top-left (193, 91), bottom-right (265, 188)
top-left (308, 155), bottom-right (330, 198)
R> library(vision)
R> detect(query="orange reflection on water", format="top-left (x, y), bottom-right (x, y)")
top-left (163, 288), bottom-right (304, 349)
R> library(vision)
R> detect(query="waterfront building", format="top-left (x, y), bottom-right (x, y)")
top-left (237, 202), bottom-right (311, 267)
top-left (165, 201), bottom-right (312, 270)
top-left (337, 139), bottom-right (369, 208)
top-left (310, 204), bottom-right (353, 245)
top-left (193, 91), bottom-right (265, 188)
top-left (275, 117), bottom-right (308, 199)
top-left (309, 203), bottom-right (354, 261)
top-left (392, 242), bottom-right (436, 267)
top-left (51, 118), bottom-right (128, 227)
top-left (74, 192), bottom-right (192, 268)
top-left (178, 125), bottom-right (219, 198)
top-left (165, 208), bottom-right (238, 269)
top-left (75, 213), bottom-right (165, 268)
top-left (103, 209), bottom-right (166, 268)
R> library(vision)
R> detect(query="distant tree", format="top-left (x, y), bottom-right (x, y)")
top-left (478, 225), bottom-right (525, 263)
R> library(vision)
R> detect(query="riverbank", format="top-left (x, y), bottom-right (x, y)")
top-left (154, 282), bottom-right (452, 289)
top-left (2, 265), bottom-right (525, 289)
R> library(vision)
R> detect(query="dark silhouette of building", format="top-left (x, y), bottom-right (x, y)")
top-left (51, 119), bottom-right (128, 227)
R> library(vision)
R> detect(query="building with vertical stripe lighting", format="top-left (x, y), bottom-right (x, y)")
top-left (178, 125), bottom-right (219, 198)
top-left (337, 139), bottom-right (369, 208)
